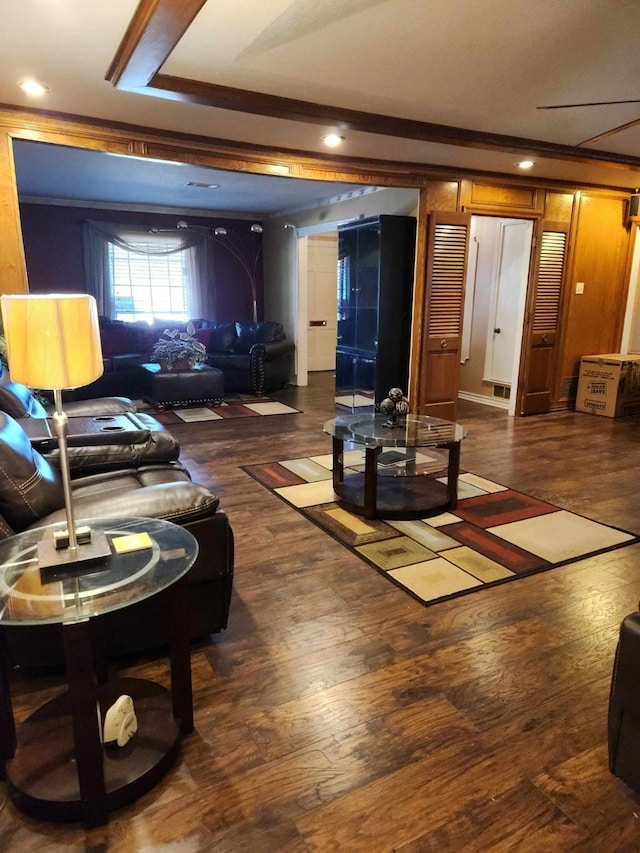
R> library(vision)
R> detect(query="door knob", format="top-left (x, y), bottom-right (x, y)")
top-left (494, 327), bottom-right (501, 334)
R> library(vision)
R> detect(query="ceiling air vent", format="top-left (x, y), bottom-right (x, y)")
top-left (185, 181), bottom-right (219, 189)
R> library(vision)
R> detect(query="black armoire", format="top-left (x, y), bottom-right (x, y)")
top-left (335, 214), bottom-right (416, 409)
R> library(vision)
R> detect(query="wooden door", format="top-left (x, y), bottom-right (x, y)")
top-left (517, 221), bottom-right (569, 414)
top-left (417, 211), bottom-right (471, 419)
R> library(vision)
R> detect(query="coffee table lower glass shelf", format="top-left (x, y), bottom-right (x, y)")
top-left (0, 516), bottom-right (197, 827)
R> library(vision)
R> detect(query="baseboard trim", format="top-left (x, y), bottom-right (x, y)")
top-left (458, 391), bottom-right (509, 410)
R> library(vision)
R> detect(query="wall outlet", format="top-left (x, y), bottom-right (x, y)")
top-left (575, 282), bottom-right (585, 294)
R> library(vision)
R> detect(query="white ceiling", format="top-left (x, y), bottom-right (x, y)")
top-left (4, 0), bottom-right (640, 207)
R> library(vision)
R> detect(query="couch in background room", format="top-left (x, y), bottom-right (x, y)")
top-left (73, 318), bottom-right (295, 401)
top-left (199, 320), bottom-right (294, 397)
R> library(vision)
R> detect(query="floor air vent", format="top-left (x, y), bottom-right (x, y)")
top-left (493, 384), bottom-right (511, 400)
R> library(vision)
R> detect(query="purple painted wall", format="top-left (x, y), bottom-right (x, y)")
top-left (19, 203), bottom-right (264, 323)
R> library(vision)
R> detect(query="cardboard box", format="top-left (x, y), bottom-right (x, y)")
top-left (576, 354), bottom-right (640, 417)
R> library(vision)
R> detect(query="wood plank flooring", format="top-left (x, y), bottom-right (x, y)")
top-left (2, 372), bottom-right (640, 852)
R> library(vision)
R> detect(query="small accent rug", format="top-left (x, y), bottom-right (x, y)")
top-left (242, 451), bottom-right (640, 606)
top-left (135, 396), bottom-right (300, 425)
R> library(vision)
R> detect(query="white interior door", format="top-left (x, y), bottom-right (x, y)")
top-left (307, 233), bottom-right (338, 371)
top-left (484, 220), bottom-right (533, 386)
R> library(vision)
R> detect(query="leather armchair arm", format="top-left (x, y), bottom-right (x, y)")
top-left (62, 430), bottom-right (179, 474)
top-left (33, 411), bottom-right (180, 476)
top-left (609, 612), bottom-right (640, 775)
top-left (249, 339), bottom-right (295, 394)
top-left (30, 475), bottom-right (220, 529)
top-left (53, 397), bottom-right (136, 417)
top-left (250, 339), bottom-right (295, 361)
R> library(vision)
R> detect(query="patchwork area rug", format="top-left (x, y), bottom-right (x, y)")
top-left (135, 396), bottom-right (300, 425)
top-left (242, 450), bottom-right (640, 606)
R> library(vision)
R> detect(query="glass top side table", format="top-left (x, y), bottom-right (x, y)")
top-left (323, 413), bottom-right (467, 519)
top-left (0, 516), bottom-right (198, 827)
top-left (0, 516), bottom-right (196, 626)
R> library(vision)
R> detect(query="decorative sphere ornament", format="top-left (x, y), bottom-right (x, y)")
top-left (379, 387), bottom-right (411, 428)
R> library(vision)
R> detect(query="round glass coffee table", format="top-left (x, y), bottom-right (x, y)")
top-left (0, 516), bottom-right (198, 827)
top-left (324, 413), bottom-right (466, 519)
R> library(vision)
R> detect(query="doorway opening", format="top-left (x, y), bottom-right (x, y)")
top-left (459, 216), bottom-right (533, 416)
top-left (305, 232), bottom-right (339, 373)
top-left (295, 220), bottom-right (350, 391)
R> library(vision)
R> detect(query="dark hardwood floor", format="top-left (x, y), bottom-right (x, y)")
top-left (2, 371), bottom-right (640, 851)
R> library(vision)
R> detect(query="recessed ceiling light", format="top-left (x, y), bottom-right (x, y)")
top-left (17, 79), bottom-right (50, 97)
top-left (322, 134), bottom-right (345, 148)
top-left (517, 160), bottom-right (536, 169)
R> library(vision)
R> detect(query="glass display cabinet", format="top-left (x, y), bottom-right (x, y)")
top-left (335, 215), bottom-right (416, 411)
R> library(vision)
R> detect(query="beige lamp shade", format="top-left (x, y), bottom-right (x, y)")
top-left (0, 294), bottom-right (104, 389)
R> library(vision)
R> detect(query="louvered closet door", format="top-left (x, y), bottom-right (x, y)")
top-left (517, 221), bottom-right (569, 415)
top-left (419, 212), bottom-right (470, 419)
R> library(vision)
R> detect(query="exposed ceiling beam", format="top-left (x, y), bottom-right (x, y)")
top-left (146, 74), bottom-right (640, 170)
top-left (106, 0), bottom-right (208, 89)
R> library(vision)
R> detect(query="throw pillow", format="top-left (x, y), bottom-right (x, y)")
top-left (234, 323), bottom-right (259, 353)
top-left (207, 323), bottom-right (237, 353)
top-left (235, 322), bottom-right (284, 352)
top-left (194, 328), bottom-right (212, 349)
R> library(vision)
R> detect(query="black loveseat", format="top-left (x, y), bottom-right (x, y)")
top-left (72, 318), bottom-right (295, 400)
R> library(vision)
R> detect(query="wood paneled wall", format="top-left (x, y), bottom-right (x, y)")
top-left (0, 132), bottom-right (27, 293)
top-left (557, 193), bottom-right (632, 400)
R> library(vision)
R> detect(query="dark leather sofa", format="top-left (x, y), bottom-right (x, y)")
top-left (0, 362), bottom-right (180, 475)
top-left (201, 320), bottom-right (295, 396)
top-left (72, 317), bottom-right (294, 399)
top-left (0, 412), bottom-right (234, 666)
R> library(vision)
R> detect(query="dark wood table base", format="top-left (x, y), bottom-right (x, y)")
top-left (7, 677), bottom-right (180, 825)
top-left (332, 472), bottom-right (454, 520)
top-left (1, 573), bottom-right (193, 827)
top-left (332, 437), bottom-right (461, 520)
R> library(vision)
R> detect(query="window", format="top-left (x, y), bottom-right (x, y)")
top-left (84, 221), bottom-right (215, 322)
top-left (108, 234), bottom-right (190, 324)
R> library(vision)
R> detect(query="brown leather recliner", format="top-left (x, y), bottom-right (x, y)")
top-left (0, 412), bottom-right (234, 666)
top-left (0, 361), bottom-right (180, 475)
top-left (24, 410), bottom-right (181, 477)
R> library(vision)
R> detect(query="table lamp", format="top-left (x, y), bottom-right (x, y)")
top-left (0, 293), bottom-right (111, 569)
